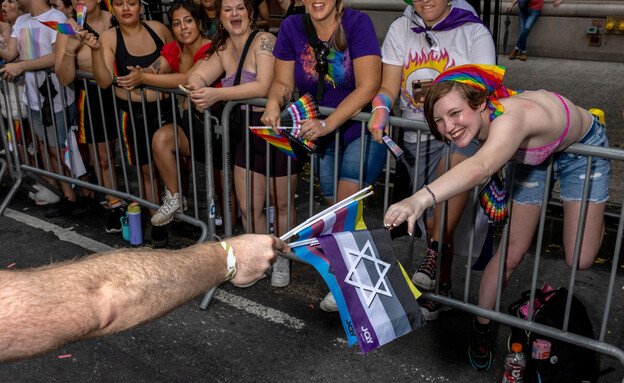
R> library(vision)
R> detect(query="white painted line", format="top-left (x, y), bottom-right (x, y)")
top-left (5, 208), bottom-right (113, 253)
top-left (214, 289), bottom-right (305, 330)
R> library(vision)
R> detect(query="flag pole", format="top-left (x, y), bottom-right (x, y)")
top-left (280, 185), bottom-right (373, 241)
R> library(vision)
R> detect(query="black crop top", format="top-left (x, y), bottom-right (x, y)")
top-left (115, 23), bottom-right (164, 76)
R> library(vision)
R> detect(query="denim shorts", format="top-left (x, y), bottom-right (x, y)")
top-left (315, 134), bottom-right (387, 199)
top-left (29, 104), bottom-right (77, 149)
top-left (403, 138), bottom-right (480, 218)
top-left (510, 115), bottom-right (610, 204)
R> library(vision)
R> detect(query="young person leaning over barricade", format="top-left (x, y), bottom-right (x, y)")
top-left (54, 0), bottom-right (123, 229)
top-left (0, 0), bottom-right (80, 217)
top-left (369, 0), bottom-right (495, 321)
top-left (383, 64), bottom-right (610, 372)
top-left (186, 0), bottom-right (295, 287)
top-left (82, 0), bottom-right (174, 247)
top-left (261, 0), bottom-right (385, 304)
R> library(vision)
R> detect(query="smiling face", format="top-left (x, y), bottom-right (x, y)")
top-left (413, 0), bottom-right (451, 27)
top-left (303, 0), bottom-right (338, 22)
top-left (219, 0), bottom-right (251, 36)
top-left (431, 88), bottom-right (486, 146)
top-left (1, 0), bottom-right (19, 24)
top-left (171, 7), bottom-right (200, 45)
top-left (112, 0), bottom-right (141, 25)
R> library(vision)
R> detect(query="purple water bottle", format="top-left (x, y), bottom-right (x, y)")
top-left (128, 202), bottom-right (143, 245)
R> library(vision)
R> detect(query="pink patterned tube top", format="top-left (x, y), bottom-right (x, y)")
top-left (510, 92), bottom-right (570, 166)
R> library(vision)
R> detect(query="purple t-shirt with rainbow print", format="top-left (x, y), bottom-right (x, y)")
top-left (273, 8), bottom-right (381, 147)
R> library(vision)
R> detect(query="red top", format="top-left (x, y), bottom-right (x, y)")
top-left (160, 41), bottom-right (211, 73)
top-left (528, 0), bottom-right (544, 11)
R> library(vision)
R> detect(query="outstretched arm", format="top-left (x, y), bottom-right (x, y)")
top-left (368, 63), bottom-right (402, 143)
top-left (0, 234), bottom-right (288, 363)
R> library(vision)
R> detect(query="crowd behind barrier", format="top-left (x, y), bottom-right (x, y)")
top-left (1, 69), bottom-right (623, 370)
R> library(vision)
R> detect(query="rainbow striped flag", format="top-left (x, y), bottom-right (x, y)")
top-left (76, 4), bottom-right (86, 27)
top-left (292, 199), bottom-right (367, 346)
top-left (38, 20), bottom-right (76, 35)
top-left (249, 127), bottom-right (296, 159)
top-left (317, 228), bottom-right (424, 354)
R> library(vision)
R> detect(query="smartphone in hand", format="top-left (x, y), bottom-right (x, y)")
top-left (178, 84), bottom-right (191, 94)
top-left (412, 79), bottom-right (433, 107)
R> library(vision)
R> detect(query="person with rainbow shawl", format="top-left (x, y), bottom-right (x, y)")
top-left (383, 64), bottom-right (610, 372)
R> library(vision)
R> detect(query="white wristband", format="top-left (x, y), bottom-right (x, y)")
top-left (371, 105), bottom-right (390, 113)
top-left (220, 241), bottom-right (237, 281)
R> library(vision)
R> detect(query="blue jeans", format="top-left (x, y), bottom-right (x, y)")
top-left (510, 114), bottom-right (610, 204)
top-left (315, 134), bottom-right (387, 200)
top-left (515, 8), bottom-right (541, 53)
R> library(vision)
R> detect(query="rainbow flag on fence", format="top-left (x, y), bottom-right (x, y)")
top-left (317, 228), bottom-right (424, 354)
top-left (249, 127), bottom-right (296, 159)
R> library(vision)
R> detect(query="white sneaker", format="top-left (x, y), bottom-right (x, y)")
top-left (271, 256), bottom-right (290, 287)
top-left (320, 292), bottom-right (338, 312)
top-left (28, 185), bottom-right (60, 205)
top-left (151, 191), bottom-right (181, 226)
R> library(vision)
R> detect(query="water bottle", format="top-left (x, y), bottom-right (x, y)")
top-left (127, 202), bottom-right (143, 246)
top-left (502, 343), bottom-right (526, 383)
top-left (121, 214), bottom-right (130, 242)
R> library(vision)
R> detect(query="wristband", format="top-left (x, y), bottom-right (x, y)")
top-left (220, 241), bottom-right (237, 281)
top-left (63, 49), bottom-right (76, 57)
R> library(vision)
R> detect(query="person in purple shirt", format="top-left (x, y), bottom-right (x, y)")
top-left (261, 0), bottom-right (386, 308)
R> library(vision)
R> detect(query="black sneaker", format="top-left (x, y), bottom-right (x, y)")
top-left (72, 196), bottom-right (100, 218)
top-left (151, 224), bottom-right (168, 248)
top-left (44, 197), bottom-right (76, 218)
top-left (469, 319), bottom-right (493, 372)
top-left (420, 282), bottom-right (452, 321)
top-left (106, 207), bottom-right (126, 234)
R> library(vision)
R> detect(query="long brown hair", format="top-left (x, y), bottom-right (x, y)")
top-left (205, 0), bottom-right (256, 58)
top-left (424, 81), bottom-right (489, 141)
top-left (331, 0), bottom-right (346, 52)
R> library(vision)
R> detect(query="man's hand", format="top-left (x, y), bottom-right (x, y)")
top-left (0, 62), bottom-right (23, 82)
top-left (227, 234), bottom-right (290, 286)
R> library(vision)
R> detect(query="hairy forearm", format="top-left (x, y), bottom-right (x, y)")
top-left (0, 243), bottom-right (227, 363)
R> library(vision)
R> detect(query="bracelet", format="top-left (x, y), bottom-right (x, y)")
top-left (220, 241), bottom-right (237, 281)
top-left (319, 121), bottom-right (326, 128)
top-left (63, 49), bottom-right (76, 57)
top-left (424, 184), bottom-right (437, 209)
top-left (371, 105), bottom-right (390, 113)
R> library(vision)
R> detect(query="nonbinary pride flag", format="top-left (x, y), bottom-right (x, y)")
top-left (317, 228), bottom-right (424, 354)
top-left (292, 199), bottom-right (366, 346)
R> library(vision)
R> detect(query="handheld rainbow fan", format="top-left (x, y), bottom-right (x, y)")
top-left (280, 93), bottom-right (321, 153)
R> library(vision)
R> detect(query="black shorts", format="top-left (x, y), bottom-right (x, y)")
top-left (75, 79), bottom-right (116, 144)
top-left (117, 97), bottom-right (175, 166)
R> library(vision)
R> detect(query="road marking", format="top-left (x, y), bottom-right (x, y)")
top-left (5, 208), bottom-right (113, 253)
top-left (4, 208), bottom-right (305, 330)
top-left (214, 289), bottom-right (305, 330)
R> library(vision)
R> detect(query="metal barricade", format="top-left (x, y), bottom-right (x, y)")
top-left (0, 69), bottom-right (208, 240)
top-left (205, 98), bottom-right (624, 368)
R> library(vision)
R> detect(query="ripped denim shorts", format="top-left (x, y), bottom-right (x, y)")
top-left (509, 114), bottom-right (610, 204)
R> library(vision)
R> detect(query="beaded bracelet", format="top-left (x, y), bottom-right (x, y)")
top-left (424, 184), bottom-right (437, 209)
top-left (220, 241), bottom-right (237, 281)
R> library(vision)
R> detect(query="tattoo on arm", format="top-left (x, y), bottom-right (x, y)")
top-left (259, 37), bottom-right (275, 53)
top-left (280, 88), bottom-right (292, 107)
top-left (151, 59), bottom-right (162, 74)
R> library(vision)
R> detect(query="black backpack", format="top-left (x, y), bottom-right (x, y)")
top-left (508, 287), bottom-right (602, 383)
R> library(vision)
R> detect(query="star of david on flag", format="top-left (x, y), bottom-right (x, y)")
top-left (305, 228), bottom-right (425, 354)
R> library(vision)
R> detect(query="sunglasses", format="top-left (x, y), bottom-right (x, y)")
top-left (314, 41), bottom-right (330, 75)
